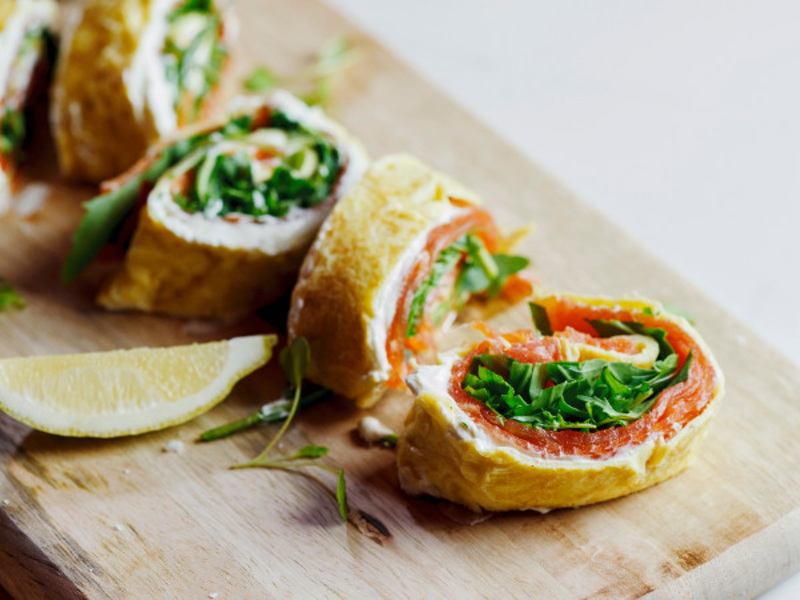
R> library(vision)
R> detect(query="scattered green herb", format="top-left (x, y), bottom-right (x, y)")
top-left (244, 35), bottom-right (359, 107)
top-left (406, 234), bottom-right (529, 338)
top-left (0, 280), bottom-right (25, 311)
top-left (244, 67), bottom-right (277, 92)
top-left (199, 383), bottom-right (332, 441)
top-left (380, 434), bottom-right (399, 447)
top-left (462, 319), bottom-right (692, 432)
top-left (234, 338), bottom-right (349, 522)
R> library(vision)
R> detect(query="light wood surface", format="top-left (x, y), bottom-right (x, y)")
top-left (2, 0), bottom-right (799, 597)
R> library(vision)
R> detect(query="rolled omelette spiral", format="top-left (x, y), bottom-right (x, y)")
top-left (51, 0), bottom-right (234, 182)
top-left (398, 291), bottom-right (724, 512)
top-left (0, 0), bottom-right (56, 211)
top-left (90, 91), bottom-right (368, 317)
top-left (289, 154), bottom-right (531, 407)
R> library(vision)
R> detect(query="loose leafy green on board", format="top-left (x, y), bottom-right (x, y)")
top-left (406, 234), bottom-right (529, 338)
top-left (462, 319), bottom-right (692, 432)
top-left (234, 338), bottom-right (348, 522)
top-left (243, 36), bottom-right (359, 107)
top-left (199, 383), bottom-right (331, 441)
top-left (61, 116), bottom-right (254, 281)
top-left (380, 433), bottom-right (399, 447)
top-left (0, 280), bottom-right (25, 311)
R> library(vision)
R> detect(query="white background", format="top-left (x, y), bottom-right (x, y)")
top-left (325, 0), bottom-right (800, 596)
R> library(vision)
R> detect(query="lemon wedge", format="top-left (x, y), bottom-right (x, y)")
top-left (0, 335), bottom-right (277, 437)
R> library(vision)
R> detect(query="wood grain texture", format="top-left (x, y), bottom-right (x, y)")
top-left (1, 0), bottom-right (799, 597)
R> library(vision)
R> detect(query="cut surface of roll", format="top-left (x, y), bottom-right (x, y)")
top-left (51, 0), bottom-right (233, 182)
top-left (288, 154), bottom-right (531, 407)
top-left (0, 0), bottom-right (56, 212)
top-left (397, 292), bottom-right (724, 512)
top-left (64, 91), bottom-right (367, 318)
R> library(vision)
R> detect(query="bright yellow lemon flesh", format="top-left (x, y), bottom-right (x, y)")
top-left (0, 335), bottom-right (277, 437)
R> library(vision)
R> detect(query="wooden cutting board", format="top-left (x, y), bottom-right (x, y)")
top-left (2, 1), bottom-right (799, 597)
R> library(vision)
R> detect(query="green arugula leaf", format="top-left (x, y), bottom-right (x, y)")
top-left (233, 337), bottom-right (349, 523)
top-left (292, 444), bottom-right (329, 459)
top-left (61, 132), bottom-right (214, 281)
top-left (380, 434), bottom-right (399, 447)
top-left (529, 302), bottom-right (552, 336)
top-left (175, 125), bottom-right (341, 220)
top-left (280, 337), bottom-right (310, 390)
top-left (244, 36), bottom-right (359, 108)
top-left (462, 320), bottom-right (692, 432)
top-left (406, 233), bottom-right (528, 339)
top-left (62, 107), bottom-right (335, 281)
top-left (336, 469), bottom-right (348, 521)
top-left (588, 319), bottom-right (674, 360)
top-left (406, 239), bottom-right (465, 338)
top-left (198, 383), bottom-right (331, 442)
top-left (0, 108), bottom-right (25, 158)
top-left (244, 66), bottom-right (277, 92)
top-left (0, 280), bottom-right (25, 311)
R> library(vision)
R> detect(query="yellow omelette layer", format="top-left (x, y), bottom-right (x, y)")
top-left (51, 0), bottom-right (157, 182)
top-left (97, 207), bottom-right (309, 318)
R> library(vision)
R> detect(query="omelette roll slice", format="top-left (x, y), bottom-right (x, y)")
top-left (52, 0), bottom-right (233, 182)
top-left (398, 292), bottom-right (724, 512)
top-left (288, 154), bottom-right (531, 407)
top-left (73, 92), bottom-right (367, 317)
top-left (0, 0), bottom-right (56, 211)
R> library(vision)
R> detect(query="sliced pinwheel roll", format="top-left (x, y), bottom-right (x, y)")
top-left (288, 154), bottom-right (531, 407)
top-left (51, 0), bottom-right (233, 182)
top-left (0, 0), bottom-right (55, 212)
top-left (397, 292), bottom-right (724, 512)
top-left (63, 91), bottom-right (368, 318)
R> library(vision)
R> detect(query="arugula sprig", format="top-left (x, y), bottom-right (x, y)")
top-left (61, 116), bottom-right (254, 281)
top-left (233, 338), bottom-right (348, 522)
top-left (0, 279), bottom-right (25, 311)
top-left (462, 318), bottom-right (692, 432)
top-left (199, 383), bottom-right (331, 441)
top-left (406, 233), bottom-right (529, 338)
top-left (244, 36), bottom-right (359, 108)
